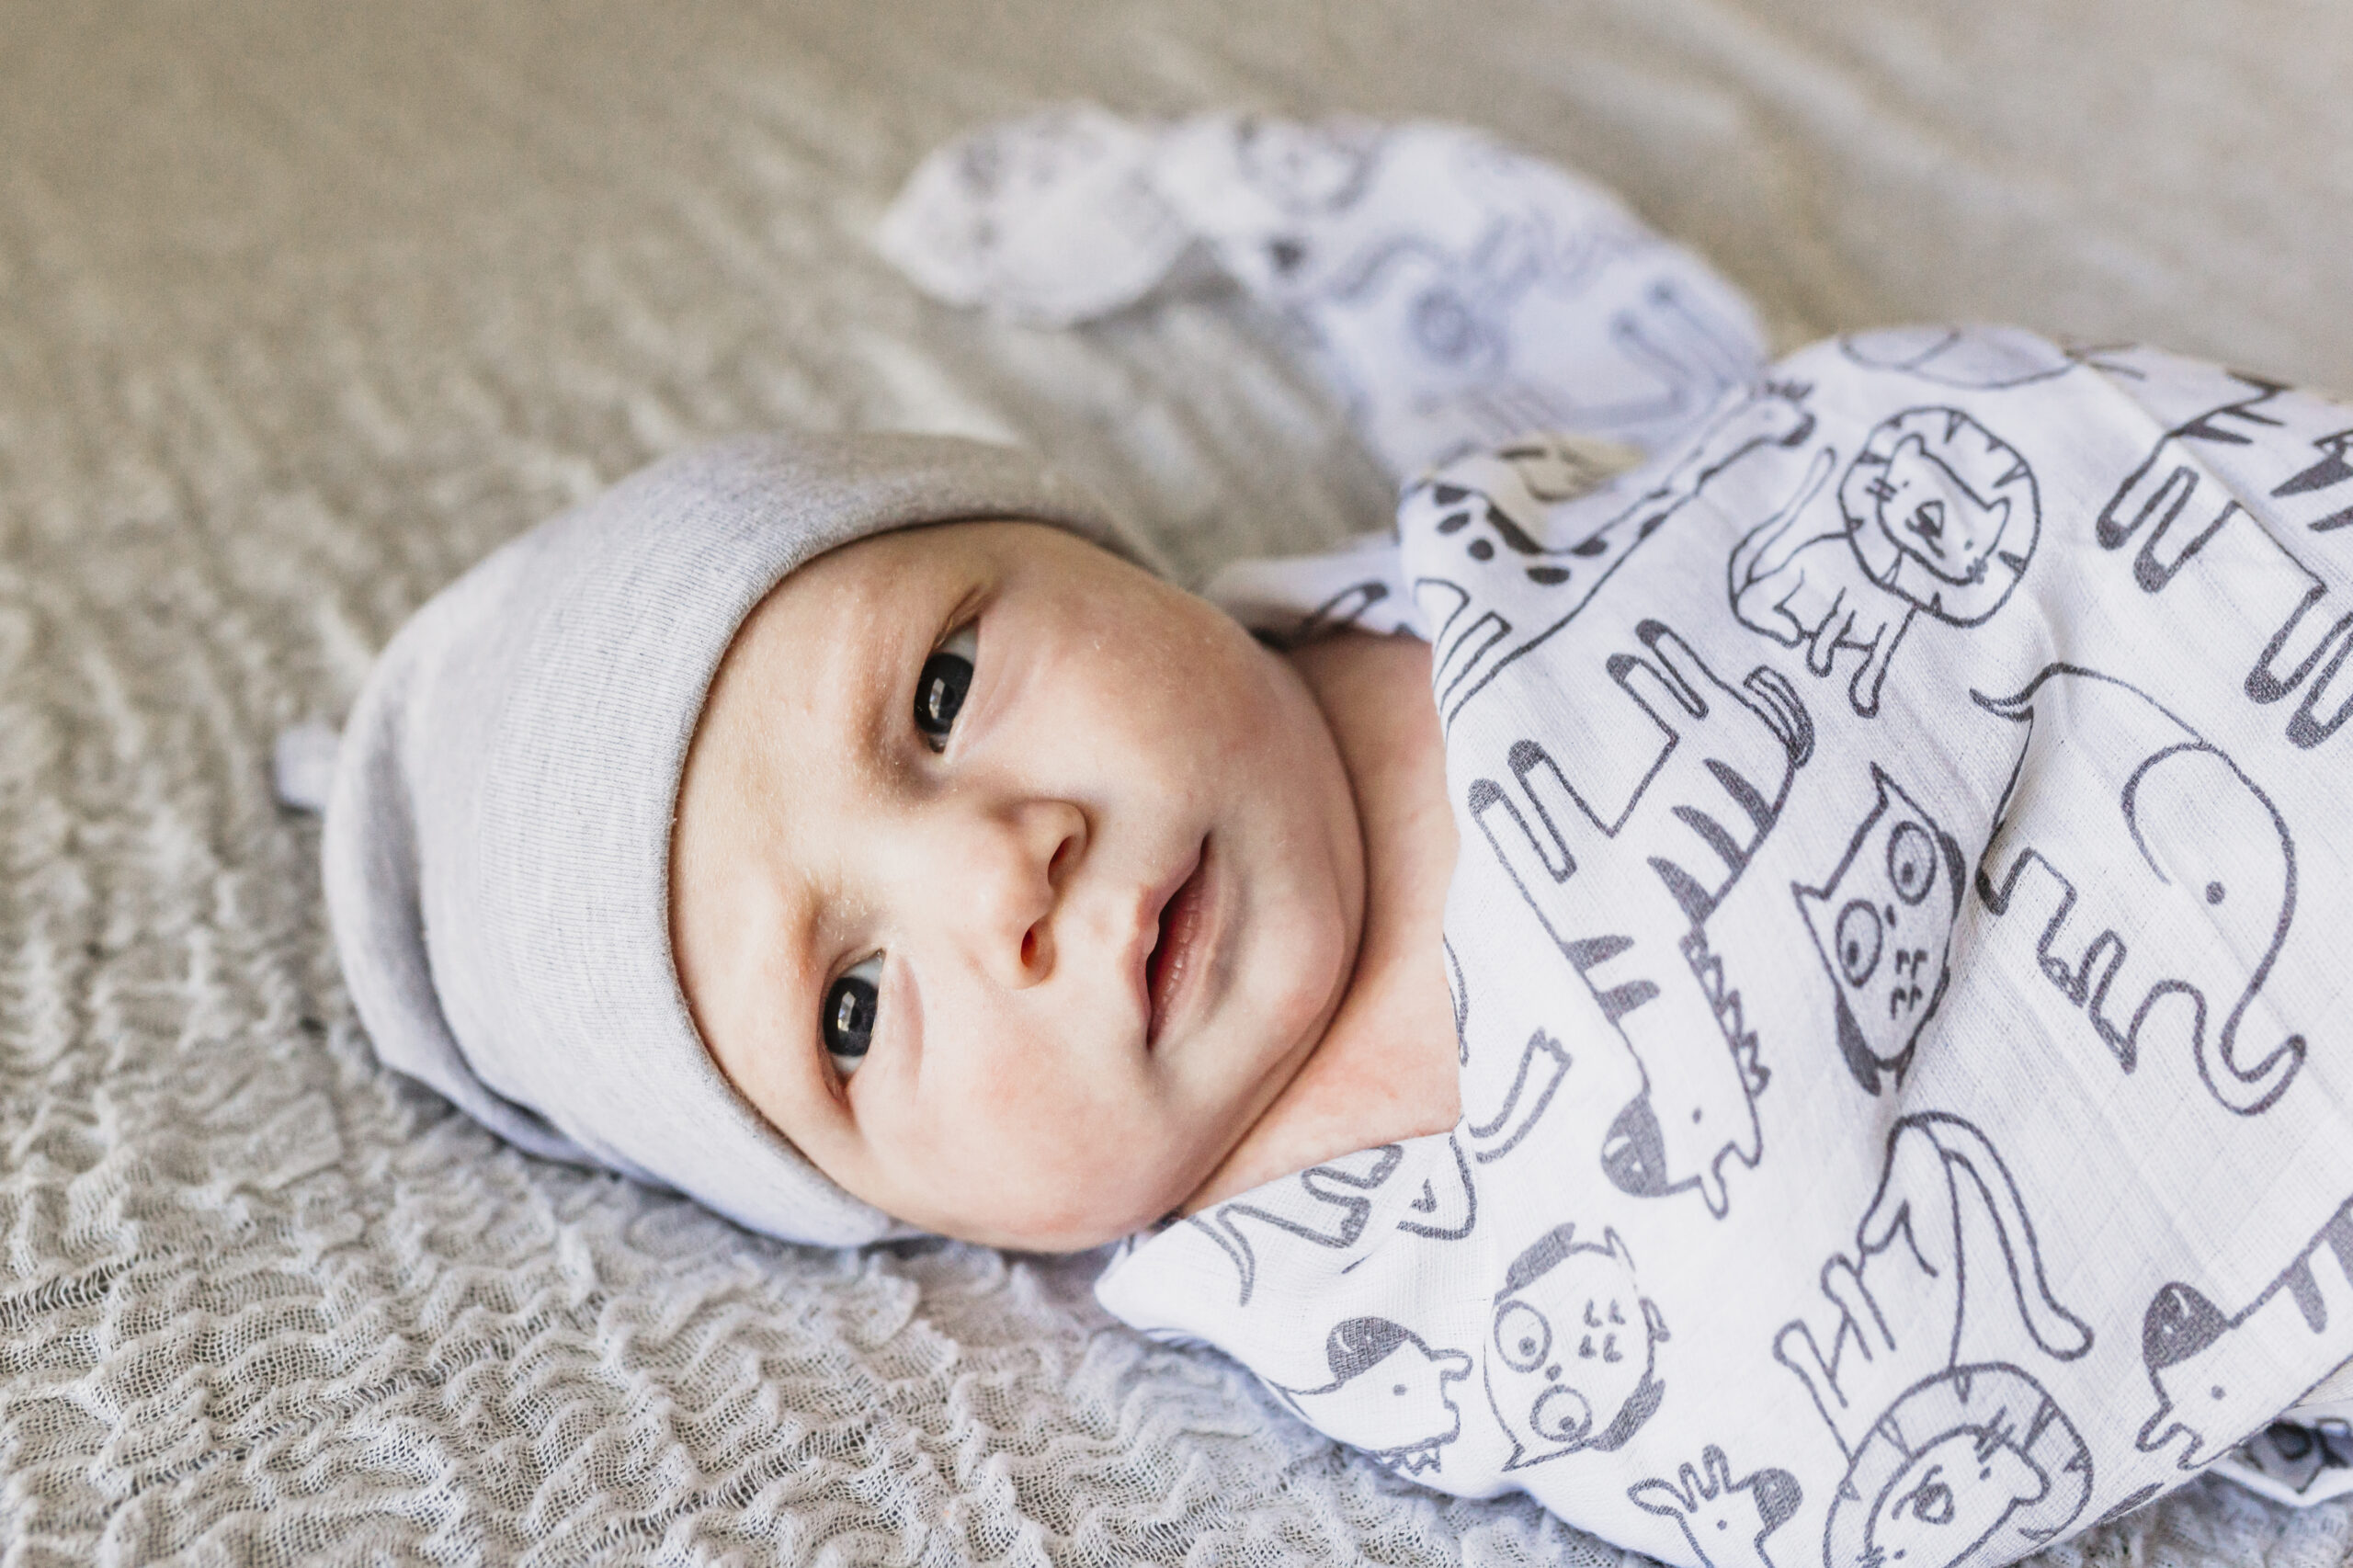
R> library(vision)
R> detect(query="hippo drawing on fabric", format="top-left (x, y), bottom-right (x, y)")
top-left (1275, 1316), bottom-right (1475, 1475)
top-left (1973, 665), bottom-right (2305, 1115)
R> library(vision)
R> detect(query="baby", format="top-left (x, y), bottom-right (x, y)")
top-left (320, 117), bottom-right (2353, 1567)
top-left (667, 514), bottom-right (1462, 1251)
top-left (324, 424), bottom-right (1468, 1250)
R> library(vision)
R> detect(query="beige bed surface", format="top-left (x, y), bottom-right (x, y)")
top-left (3, 0), bottom-right (2349, 1561)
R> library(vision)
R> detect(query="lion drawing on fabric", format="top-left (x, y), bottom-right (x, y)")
top-left (1728, 406), bottom-right (2040, 717)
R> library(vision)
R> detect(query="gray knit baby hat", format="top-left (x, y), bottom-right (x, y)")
top-left (321, 432), bottom-right (1140, 1246)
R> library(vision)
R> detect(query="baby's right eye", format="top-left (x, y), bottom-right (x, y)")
top-left (914, 625), bottom-right (978, 746)
top-left (823, 955), bottom-right (883, 1075)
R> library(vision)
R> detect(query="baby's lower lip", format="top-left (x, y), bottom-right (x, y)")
top-left (1146, 838), bottom-right (1216, 1050)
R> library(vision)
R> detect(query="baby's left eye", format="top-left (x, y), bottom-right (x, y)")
top-left (914, 624), bottom-right (978, 745)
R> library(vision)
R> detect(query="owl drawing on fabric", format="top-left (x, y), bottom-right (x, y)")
top-left (1795, 767), bottom-right (1968, 1095)
top-left (1485, 1222), bottom-right (1668, 1471)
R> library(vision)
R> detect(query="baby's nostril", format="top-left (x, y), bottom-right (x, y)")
top-left (1020, 928), bottom-right (1041, 968)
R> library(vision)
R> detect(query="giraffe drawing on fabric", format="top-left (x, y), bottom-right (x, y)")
top-left (1630, 1445), bottom-right (1803, 1568)
top-left (1407, 382), bottom-right (1819, 724)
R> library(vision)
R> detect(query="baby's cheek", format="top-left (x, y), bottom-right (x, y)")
top-left (922, 1106), bottom-right (1180, 1248)
top-left (912, 1042), bottom-right (1166, 1197)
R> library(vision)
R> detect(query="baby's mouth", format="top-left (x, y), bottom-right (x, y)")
top-left (1145, 837), bottom-right (1214, 1050)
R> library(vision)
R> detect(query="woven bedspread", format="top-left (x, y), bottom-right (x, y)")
top-left (4, 0), bottom-right (2352, 1562)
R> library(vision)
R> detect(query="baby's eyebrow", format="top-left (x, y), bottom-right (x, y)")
top-left (756, 859), bottom-right (828, 1048)
top-left (837, 600), bottom-right (957, 786)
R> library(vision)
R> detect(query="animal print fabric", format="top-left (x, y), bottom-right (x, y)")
top-left (1095, 330), bottom-right (2353, 1560)
top-left (880, 109), bottom-right (1770, 479)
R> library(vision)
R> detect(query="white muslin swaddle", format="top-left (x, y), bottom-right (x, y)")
top-left (1096, 335), bottom-right (2353, 1551)
top-left (883, 111), bottom-right (2353, 1550)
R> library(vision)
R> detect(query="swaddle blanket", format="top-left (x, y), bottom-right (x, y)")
top-left (880, 106), bottom-right (1768, 477)
top-left (1095, 335), bottom-right (2353, 1559)
top-left (883, 112), bottom-right (2353, 1553)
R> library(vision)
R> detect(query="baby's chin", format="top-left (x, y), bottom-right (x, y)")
top-left (892, 1081), bottom-right (1293, 1252)
top-left (905, 1165), bottom-right (1199, 1253)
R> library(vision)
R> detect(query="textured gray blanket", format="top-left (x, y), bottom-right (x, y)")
top-left (4, 0), bottom-right (2351, 1561)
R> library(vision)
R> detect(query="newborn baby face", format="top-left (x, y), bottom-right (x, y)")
top-left (670, 521), bottom-right (1365, 1251)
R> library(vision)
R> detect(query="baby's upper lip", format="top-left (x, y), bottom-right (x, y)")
top-left (1131, 839), bottom-right (1205, 1048)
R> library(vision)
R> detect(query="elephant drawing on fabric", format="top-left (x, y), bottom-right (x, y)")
top-left (2138, 1194), bottom-right (2353, 1469)
top-left (1728, 406), bottom-right (2041, 718)
top-left (1973, 664), bottom-right (2305, 1115)
top-left (1774, 1114), bottom-right (2095, 1568)
top-left (1470, 619), bottom-right (1813, 1217)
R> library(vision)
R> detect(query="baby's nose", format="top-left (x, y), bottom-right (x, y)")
top-left (952, 798), bottom-right (1086, 987)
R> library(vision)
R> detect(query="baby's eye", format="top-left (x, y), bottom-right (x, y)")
top-left (823, 955), bottom-right (883, 1076)
top-left (914, 625), bottom-right (978, 746)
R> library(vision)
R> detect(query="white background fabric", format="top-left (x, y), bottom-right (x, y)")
top-left (6, 0), bottom-right (2353, 1562)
